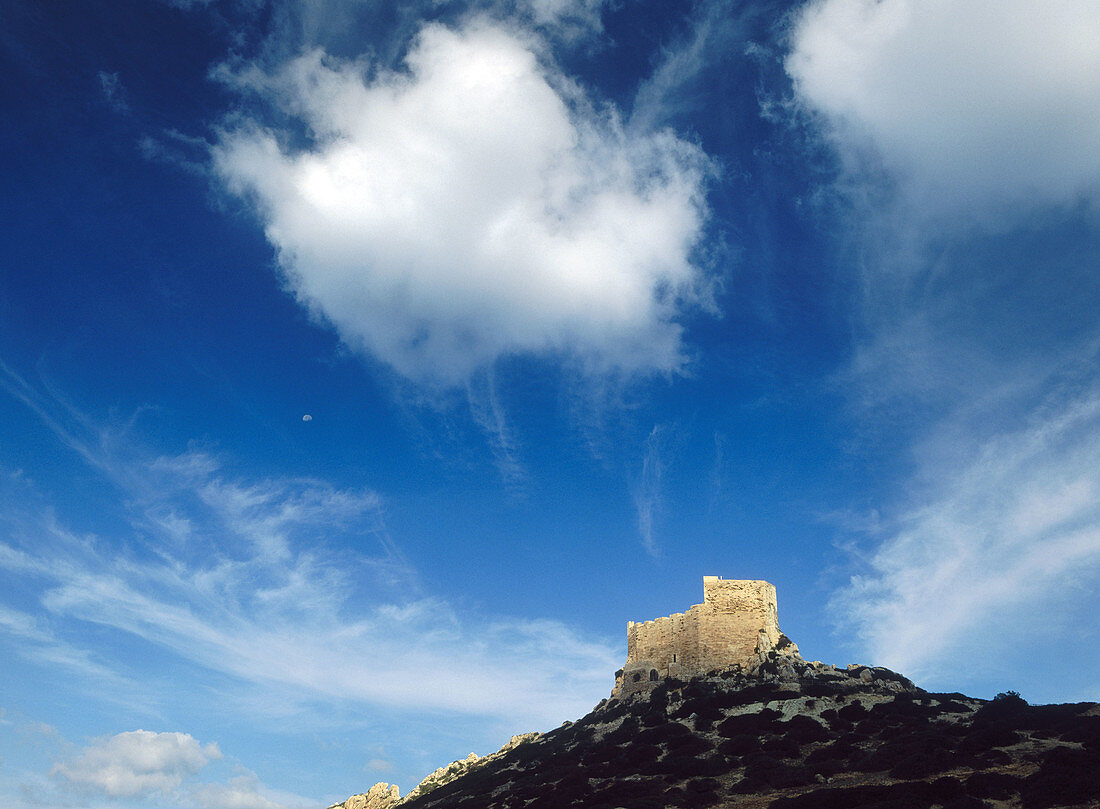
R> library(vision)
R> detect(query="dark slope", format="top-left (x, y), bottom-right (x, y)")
top-left (338, 661), bottom-right (1100, 809)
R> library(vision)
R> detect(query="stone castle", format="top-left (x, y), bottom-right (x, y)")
top-left (613, 576), bottom-right (799, 697)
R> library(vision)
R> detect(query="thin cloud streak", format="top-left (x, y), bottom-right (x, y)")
top-left (0, 371), bottom-right (619, 730)
top-left (832, 384), bottom-right (1100, 686)
top-left (633, 423), bottom-right (669, 556)
top-left (466, 367), bottom-right (527, 491)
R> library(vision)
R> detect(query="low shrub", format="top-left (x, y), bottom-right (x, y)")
top-left (761, 734), bottom-right (802, 758)
top-left (617, 742), bottom-right (661, 768)
top-left (768, 780), bottom-right (950, 809)
top-left (782, 715), bottom-right (830, 745)
top-left (716, 709), bottom-right (784, 737)
top-left (1059, 715), bottom-right (1100, 749)
top-left (965, 771), bottom-right (1023, 800)
top-left (636, 721), bottom-right (692, 745)
top-left (818, 709), bottom-right (848, 732)
top-left (603, 716), bottom-right (640, 745)
top-left (855, 730), bottom-right (957, 777)
top-left (805, 737), bottom-right (857, 764)
top-left (837, 701), bottom-right (868, 722)
top-left (664, 733), bottom-right (714, 756)
top-left (973, 691), bottom-right (1027, 722)
top-left (958, 725), bottom-right (1022, 752)
top-left (1021, 745), bottom-right (1100, 809)
top-left (977, 748), bottom-right (1012, 767)
top-left (888, 748), bottom-right (958, 780)
top-left (800, 679), bottom-right (848, 699)
top-left (717, 734), bottom-right (758, 757)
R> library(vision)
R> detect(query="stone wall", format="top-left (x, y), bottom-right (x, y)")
top-left (614, 577), bottom-right (784, 696)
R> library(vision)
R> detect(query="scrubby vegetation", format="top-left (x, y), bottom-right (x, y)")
top-left (356, 674), bottom-right (1099, 809)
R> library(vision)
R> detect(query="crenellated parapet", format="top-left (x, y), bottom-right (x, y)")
top-left (613, 577), bottom-right (797, 697)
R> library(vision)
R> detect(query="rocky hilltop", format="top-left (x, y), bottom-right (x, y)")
top-left (331, 580), bottom-right (1100, 808)
top-left (331, 649), bottom-right (1100, 809)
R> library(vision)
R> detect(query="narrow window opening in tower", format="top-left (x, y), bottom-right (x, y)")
top-left (649, 669), bottom-right (658, 681)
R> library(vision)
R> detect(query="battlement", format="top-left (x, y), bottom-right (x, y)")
top-left (613, 577), bottom-right (789, 697)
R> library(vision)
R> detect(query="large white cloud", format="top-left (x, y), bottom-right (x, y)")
top-left (214, 20), bottom-right (710, 384)
top-left (786, 0), bottom-right (1100, 215)
top-left (52, 730), bottom-right (220, 797)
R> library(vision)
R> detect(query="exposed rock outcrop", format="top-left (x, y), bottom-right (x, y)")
top-left (330, 734), bottom-right (541, 809)
top-left (402, 734), bottom-right (540, 804)
top-left (328, 782), bottom-right (401, 809)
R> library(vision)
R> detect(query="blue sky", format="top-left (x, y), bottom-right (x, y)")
top-left (1, 0), bottom-right (1098, 806)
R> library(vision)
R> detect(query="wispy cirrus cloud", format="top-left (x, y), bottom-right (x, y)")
top-left (0, 598), bottom-right (132, 691)
top-left (465, 368), bottom-right (527, 491)
top-left (96, 70), bottom-right (129, 113)
top-left (632, 423), bottom-right (670, 556)
top-left (831, 381), bottom-right (1100, 692)
top-left (514, 0), bottom-right (608, 39)
top-left (0, 365), bottom-right (618, 732)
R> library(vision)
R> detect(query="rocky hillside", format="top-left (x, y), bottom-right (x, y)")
top-left (331, 651), bottom-right (1100, 809)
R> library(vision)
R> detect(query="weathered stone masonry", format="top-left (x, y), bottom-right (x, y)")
top-left (614, 577), bottom-right (795, 697)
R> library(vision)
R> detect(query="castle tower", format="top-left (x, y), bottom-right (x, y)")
top-left (614, 577), bottom-right (791, 696)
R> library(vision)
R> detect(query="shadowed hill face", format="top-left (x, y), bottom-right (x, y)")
top-left (334, 663), bottom-right (1100, 809)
